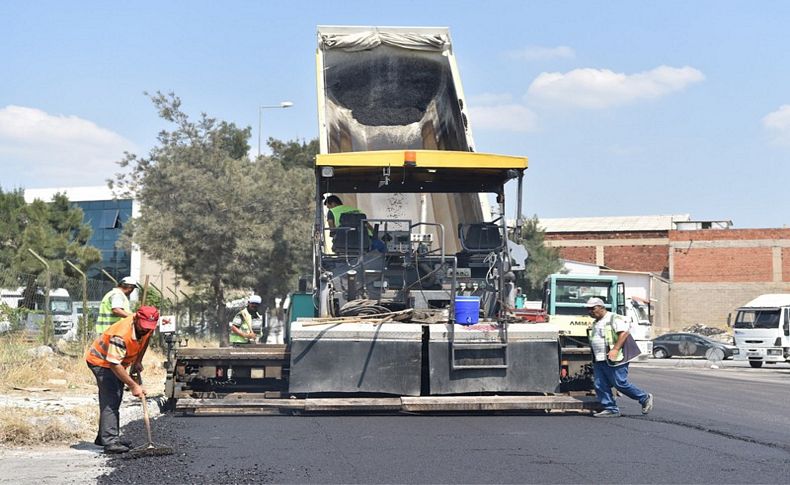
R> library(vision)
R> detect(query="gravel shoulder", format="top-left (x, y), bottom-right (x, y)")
top-left (1, 394), bottom-right (165, 484)
top-left (0, 445), bottom-right (108, 485)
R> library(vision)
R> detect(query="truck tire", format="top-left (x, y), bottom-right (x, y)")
top-left (749, 361), bottom-right (763, 368)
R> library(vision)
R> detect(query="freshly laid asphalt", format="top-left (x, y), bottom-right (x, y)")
top-left (99, 360), bottom-right (790, 484)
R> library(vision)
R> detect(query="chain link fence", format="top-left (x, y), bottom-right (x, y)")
top-left (1, 266), bottom-right (288, 347)
top-left (1, 269), bottom-right (115, 346)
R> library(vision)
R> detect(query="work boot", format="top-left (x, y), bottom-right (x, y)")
top-left (95, 437), bottom-right (132, 447)
top-left (641, 393), bottom-right (654, 415)
top-left (593, 409), bottom-right (621, 418)
top-left (103, 442), bottom-right (130, 454)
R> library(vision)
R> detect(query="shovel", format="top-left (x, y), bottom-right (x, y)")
top-left (126, 373), bottom-right (174, 459)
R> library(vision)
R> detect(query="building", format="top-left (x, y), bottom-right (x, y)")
top-left (540, 214), bottom-right (692, 277)
top-left (541, 214), bottom-right (787, 330)
top-left (669, 228), bottom-right (790, 327)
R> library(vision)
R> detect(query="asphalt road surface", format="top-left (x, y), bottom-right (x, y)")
top-left (100, 360), bottom-right (790, 484)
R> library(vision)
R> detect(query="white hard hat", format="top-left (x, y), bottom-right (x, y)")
top-left (248, 295), bottom-right (262, 304)
top-left (585, 297), bottom-right (605, 308)
top-left (119, 276), bottom-right (139, 287)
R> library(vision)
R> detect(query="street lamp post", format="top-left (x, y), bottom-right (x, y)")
top-left (258, 101), bottom-right (294, 157)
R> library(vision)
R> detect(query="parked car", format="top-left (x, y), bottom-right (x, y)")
top-left (651, 332), bottom-right (739, 360)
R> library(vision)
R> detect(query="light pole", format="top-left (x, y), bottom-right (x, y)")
top-left (258, 101), bottom-right (294, 157)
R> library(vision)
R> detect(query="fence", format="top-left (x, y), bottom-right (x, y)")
top-left (0, 268), bottom-right (115, 346)
top-left (0, 266), bottom-right (285, 346)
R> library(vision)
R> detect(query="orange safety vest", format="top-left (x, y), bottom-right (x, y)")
top-left (85, 316), bottom-right (150, 368)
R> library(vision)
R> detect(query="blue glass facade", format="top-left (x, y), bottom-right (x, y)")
top-left (73, 199), bottom-right (133, 281)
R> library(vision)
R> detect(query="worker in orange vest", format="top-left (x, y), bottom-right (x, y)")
top-left (85, 306), bottom-right (159, 454)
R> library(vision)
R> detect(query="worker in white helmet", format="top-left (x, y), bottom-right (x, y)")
top-left (95, 276), bottom-right (139, 335)
top-left (229, 295), bottom-right (262, 345)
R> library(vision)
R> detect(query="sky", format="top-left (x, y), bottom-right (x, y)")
top-left (1, 0), bottom-right (789, 228)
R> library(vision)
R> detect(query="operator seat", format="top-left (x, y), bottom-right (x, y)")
top-left (456, 222), bottom-right (504, 277)
top-left (459, 222), bottom-right (503, 252)
top-left (331, 212), bottom-right (371, 254)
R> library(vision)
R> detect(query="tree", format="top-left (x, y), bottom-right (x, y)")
top-left (0, 188), bottom-right (100, 291)
top-left (112, 92), bottom-right (315, 344)
top-left (265, 138), bottom-right (319, 170)
top-left (0, 188), bottom-right (28, 285)
top-left (0, 188), bottom-right (99, 343)
top-left (511, 216), bottom-right (563, 300)
top-left (247, 157), bottom-right (314, 304)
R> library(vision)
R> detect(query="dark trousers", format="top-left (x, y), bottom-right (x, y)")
top-left (89, 364), bottom-right (124, 445)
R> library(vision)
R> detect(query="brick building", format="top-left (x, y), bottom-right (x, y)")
top-left (541, 215), bottom-right (692, 277)
top-left (669, 228), bottom-right (790, 327)
top-left (538, 215), bottom-right (790, 330)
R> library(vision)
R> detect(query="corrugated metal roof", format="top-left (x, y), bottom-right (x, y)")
top-left (539, 214), bottom-right (691, 233)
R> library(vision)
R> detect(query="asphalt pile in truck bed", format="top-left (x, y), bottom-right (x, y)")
top-left (326, 55), bottom-right (444, 126)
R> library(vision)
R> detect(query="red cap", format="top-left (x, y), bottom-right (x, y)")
top-left (135, 306), bottom-right (160, 329)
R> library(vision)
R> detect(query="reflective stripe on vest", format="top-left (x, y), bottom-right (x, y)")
top-left (587, 313), bottom-right (624, 362)
top-left (96, 288), bottom-right (130, 334)
top-left (85, 316), bottom-right (150, 368)
top-left (229, 308), bottom-right (254, 344)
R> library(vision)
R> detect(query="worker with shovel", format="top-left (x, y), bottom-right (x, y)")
top-left (85, 306), bottom-right (159, 454)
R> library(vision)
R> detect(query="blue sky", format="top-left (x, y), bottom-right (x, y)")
top-left (2, 1), bottom-right (789, 228)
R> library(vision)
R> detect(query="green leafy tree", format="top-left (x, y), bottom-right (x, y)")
top-left (112, 92), bottom-right (315, 344)
top-left (0, 188), bottom-right (28, 286)
top-left (511, 216), bottom-right (563, 300)
top-left (0, 188), bottom-right (100, 295)
top-left (247, 157), bottom-right (314, 304)
top-left (0, 188), bottom-right (100, 342)
top-left (264, 138), bottom-right (319, 170)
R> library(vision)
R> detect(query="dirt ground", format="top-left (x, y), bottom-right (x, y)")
top-left (0, 335), bottom-right (167, 484)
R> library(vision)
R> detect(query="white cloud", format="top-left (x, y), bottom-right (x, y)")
top-left (508, 45), bottom-right (575, 61)
top-left (469, 98), bottom-right (538, 133)
top-left (762, 105), bottom-right (790, 145)
top-left (527, 65), bottom-right (705, 109)
top-left (0, 105), bottom-right (135, 187)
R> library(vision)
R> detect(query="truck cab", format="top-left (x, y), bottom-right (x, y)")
top-left (20, 288), bottom-right (75, 339)
top-left (731, 294), bottom-right (790, 368)
top-left (541, 274), bottom-right (623, 389)
top-left (624, 297), bottom-right (653, 356)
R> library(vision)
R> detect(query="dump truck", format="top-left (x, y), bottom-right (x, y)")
top-left (166, 26), bottom-right (600, 414)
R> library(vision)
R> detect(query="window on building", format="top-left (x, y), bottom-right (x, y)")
top-left (99, 209), bottom-right (120, 229)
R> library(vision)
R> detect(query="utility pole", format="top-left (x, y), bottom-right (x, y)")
top-left (258, 101), bottom-right (294, 157)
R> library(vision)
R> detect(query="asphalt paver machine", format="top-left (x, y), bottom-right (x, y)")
top-left (168, 26), bottom-right (599, 414)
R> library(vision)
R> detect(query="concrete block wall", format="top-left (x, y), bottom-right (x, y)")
top-left (669, 282), bottom-right (790, 328)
